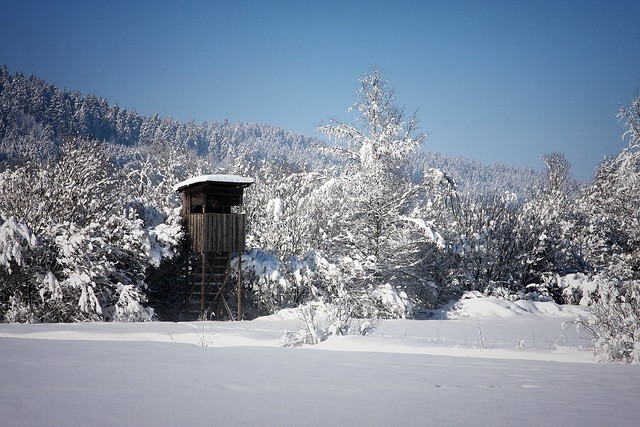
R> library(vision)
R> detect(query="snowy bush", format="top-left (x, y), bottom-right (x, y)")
top-left (0, 218), bottom-right (49, 322)
top-left (237, 248), bottom-right (351, 317)
top-left (0, 217), bottom-right (38, 272)
top-left (559, 273), bottom-right (599, 305)
top-left (449, 191), bottom-right (522, 292)
top-left (112, 284), bottom-right (154, 322)
top-left (280, 301), bottom-right (327, 346)
top-left (0, 139), bottom-right (187, 323)
top-left (307, 254), bottom-right (412, 320)
top-left (236, 246), bottom-right (414, 321)
top-left (573, 277), bottom-right (640, 363)
top-left (369, 283), bottom-right (412, 319)
top-left (280, 299), bottom-right (378, 347)
top-left (236, 248), bottom-right (291, 316)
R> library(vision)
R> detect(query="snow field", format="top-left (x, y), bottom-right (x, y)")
top-left (1, 297), bottom-right (639, 426)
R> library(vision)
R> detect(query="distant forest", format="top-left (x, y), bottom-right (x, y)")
top-left (0, 65), bottom-right (542, 196)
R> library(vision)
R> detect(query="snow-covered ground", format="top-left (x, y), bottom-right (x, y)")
top-left (1, 297), bottom-right (639, 426)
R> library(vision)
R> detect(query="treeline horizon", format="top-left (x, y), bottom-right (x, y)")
top-left (0, 65), bottom-right (542, 196)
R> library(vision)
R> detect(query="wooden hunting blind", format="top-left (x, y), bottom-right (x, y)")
top-left (174, 174), bottom-right (254, 320)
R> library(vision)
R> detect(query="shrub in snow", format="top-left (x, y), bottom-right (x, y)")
top-left (280, 300), bottom-right (378, 347)
top-left (235, 248), bottom-right (292, 317)
top-left (573, 277), bottom-right (640, 363)
top-left (0, 218), bottom-right (50, 322)
top-left (112, 284), bottom-right (154, 322)
top-left (235, 245), bottom-right (416, 320)
top-left (237, 248), bottom-right (341, 317)
top-left (297, 252), bottom-right (413, 320)
top-left (448, 191), bottom-right (523, 293)
top-left (482, 273), bottom-right (600, 306)
top-left (369, 283), bottom-right (412, 319)
top-left (560, 273), bottom-right (599, 305)
top-left (521, 274), bottom-right (563, 303)
top-left (0, 217), bottom-right (37, 273)
top-left (280, 301), bottom-right (327, 346)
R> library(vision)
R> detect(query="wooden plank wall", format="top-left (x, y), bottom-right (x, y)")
top-left (188, 213), bottom-right (246, 253)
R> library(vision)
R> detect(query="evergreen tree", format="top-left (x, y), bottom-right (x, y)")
top-left (317, 70), bottom-right (427, 273)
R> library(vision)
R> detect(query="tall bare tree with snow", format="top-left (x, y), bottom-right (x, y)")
top-left (313, 70), bottom-right (452, 316)
top-left (318, 70), bottom-right (429, 266)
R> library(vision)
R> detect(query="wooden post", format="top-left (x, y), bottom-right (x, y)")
top-left (237, 252), bottom-right (242, 321)
top-left (200, 253), bottom-right (206, 319)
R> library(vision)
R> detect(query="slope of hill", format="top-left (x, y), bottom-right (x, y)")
top-left (1, 65), bottom-right (542, 195)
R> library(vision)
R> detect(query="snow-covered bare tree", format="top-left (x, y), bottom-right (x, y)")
top-left (0, 138), bottom-right (181, 322)
top-left (450, 191), bottom-right (522, 292)
top-left (313, 69), bottom-right (442, 317)
top-left (570, 95), bottom-right (640, 363)
top-left (573, 276), bottom-right (639, 363)
top-left (317, 70), bottom-right (428, 276)
top-left (575, 96), bottom-right (640, 280)
top-left (516, 153), bottom-right (579, 288)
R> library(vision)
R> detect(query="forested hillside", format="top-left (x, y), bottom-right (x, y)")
top-left (0, 65), bottom-right (540, 194)
top-left (0, 65), bottom-right (324, 168)
top-left (0, 66), bottom-right (638, 362)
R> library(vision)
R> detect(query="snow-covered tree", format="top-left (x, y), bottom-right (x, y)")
top-left (0, 138), bottom-right (183, 322)
top-left (570, 95), bottom-right (640, 363)
top-left (313, 70), bottom-right (453, 316)
top-left (450, 191), bottom-right (522, 291)
top-left (213, 70), bottom-right (431, 319)
top-left (317, 70), bottom-right (430, 283)
top-left (574, 96), bottom-right (640, 280)
top-left (573, 276), bottom-right (640, 363)
top-left (515, 153), bottom-right (580, 287)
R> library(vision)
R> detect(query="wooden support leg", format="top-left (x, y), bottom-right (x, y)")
top-left (237, 252), bottom-right (242, 321)
top-left (200, 253), bottom-right (206, 320)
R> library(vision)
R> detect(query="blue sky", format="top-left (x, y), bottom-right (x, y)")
top-left (1, 0), bottom-right (639, 180)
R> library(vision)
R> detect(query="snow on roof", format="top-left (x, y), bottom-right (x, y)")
top-left (173, 174), bottom-right (254, 192)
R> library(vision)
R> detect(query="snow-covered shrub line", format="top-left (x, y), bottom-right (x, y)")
top-left (280, 300), bottom-right (379, 347)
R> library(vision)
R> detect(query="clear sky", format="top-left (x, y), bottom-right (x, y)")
top-left (1, 0), bottom-right (639, 180)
